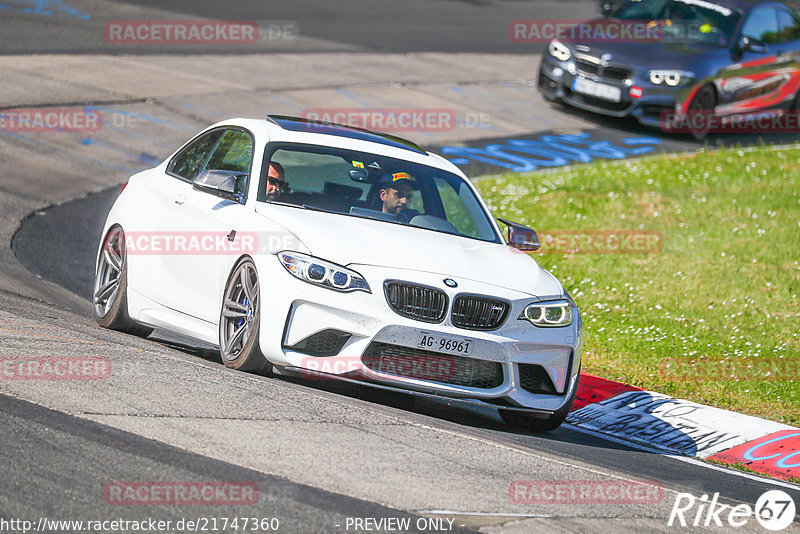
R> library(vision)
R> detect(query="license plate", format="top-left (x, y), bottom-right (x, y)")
top-left (572, 77), bottom-right (621, 102)
top-left (417, 333), bottom-right (472, 356)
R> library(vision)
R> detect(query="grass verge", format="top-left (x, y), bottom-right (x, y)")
top-left (476, 145), bottom-right (799, 426)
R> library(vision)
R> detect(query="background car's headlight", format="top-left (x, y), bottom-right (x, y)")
top-left (649, 70), bottom-right (693, 86)
top-left (548, 39), bottom-right (572, 62)
top-left (519, 301), bottom-right (573, 327)
top-left (278, 251), bottom-right (370, 293)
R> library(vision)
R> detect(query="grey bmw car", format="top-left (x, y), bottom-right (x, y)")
top-left (538, 0), bottom-right (800, 137)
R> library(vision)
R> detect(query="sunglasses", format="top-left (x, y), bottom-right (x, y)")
top-left (266, 176), bottom-right (287, 189)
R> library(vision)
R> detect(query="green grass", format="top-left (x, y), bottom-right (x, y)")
top-left (476, 145), bottom-right (800, 426)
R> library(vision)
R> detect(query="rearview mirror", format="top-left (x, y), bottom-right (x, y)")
top-left (349, 169), bottom-right (369, 182)
top-left (498, 218), bottom-right (541, 252)
top-left (193, 170), bottom-right (247, 203)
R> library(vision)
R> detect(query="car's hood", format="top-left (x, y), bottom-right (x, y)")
top-left (564, 21), bottom-right (727, 70)
top-left (255, 204), bottom-right (563, 298)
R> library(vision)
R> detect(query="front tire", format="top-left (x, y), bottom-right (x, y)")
top-left (685, 84), bottom-right (716, 141)
top-left (93, 225), bottom-right (153, 337)
top-left (219, 257), bottom-right (272, 375)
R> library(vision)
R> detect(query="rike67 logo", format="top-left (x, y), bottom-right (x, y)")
top-left (668, 489), bottom-right (796, 531)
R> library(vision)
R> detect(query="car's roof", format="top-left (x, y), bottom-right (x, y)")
top-left (266, 115), bottom-right (427, 155)
top-left (207, 116), bottom-right (463, 176)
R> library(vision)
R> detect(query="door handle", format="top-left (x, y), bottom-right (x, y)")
top-left (174, 194), bottom-right (186, 205)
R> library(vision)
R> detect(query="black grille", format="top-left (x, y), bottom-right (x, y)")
top-left (518, 364), bottom-right (558, 395)
top-left (362, 342), bottom-right (504, 389)
top-left (451, 295), bottom-right (509, 331)
top-left (575, 57), bottom-right (599, 75)
top-left (602, 65), bottom-right (632, 80)
top-left (286, 329), bottom-right (350, 356)
top-left (384, 282), bottom-right (447, 323)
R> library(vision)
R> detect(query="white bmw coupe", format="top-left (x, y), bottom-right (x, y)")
top-left (94, 115), bottom-right (582, 430)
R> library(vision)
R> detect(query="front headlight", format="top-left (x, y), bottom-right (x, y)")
top-left (519, 300), bottom-right (573, 327)
top-left (649, 70), bottom-right (694, 87)
top-left (548, 39), bottom-right (572, 62)
top-left (278, 251), bottom-right (370, 293)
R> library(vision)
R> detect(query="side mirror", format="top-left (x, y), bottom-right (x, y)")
top-left (739, 36), bottom-right (767, 53)
top-left (193, 170), bottom-right (247, 203)
top-left (498, 218), bottom-right (541, 252)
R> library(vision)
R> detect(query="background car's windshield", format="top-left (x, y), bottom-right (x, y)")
top-left (612, 0), bottom-right (741, 45)
top-left (259, 144), bottom-right (501, 243)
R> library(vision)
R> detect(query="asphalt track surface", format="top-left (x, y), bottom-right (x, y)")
top-left (3, 0), bottom-right (800, 533)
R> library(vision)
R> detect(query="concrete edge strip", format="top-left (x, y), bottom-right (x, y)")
top-left (569, 373), bottom-right (800, 482)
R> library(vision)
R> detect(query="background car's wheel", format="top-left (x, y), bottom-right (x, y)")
top-left (685, 84), bottom-right (716, 141)
top-left (93, 225), bottom-right (153, 337)
top-left (219, 257), bottom-right (272, 375)
top-left (499, 373), bottom-right (579, 432)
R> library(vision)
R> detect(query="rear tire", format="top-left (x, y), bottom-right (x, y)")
top-left (219, 257), bottom-right (272, 375)
top-left (94, 226), bottom-right (153, 337)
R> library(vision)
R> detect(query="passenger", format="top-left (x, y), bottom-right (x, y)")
top-left (265, 162), bottom-right (286, 201)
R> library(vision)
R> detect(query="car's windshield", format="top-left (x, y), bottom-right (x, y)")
top-left (258, 144), bottom-right (501, 243)
top-left (611, 0), bottom-right (741, 46)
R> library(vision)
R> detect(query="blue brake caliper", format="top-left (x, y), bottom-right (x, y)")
top-left (237, 297), bottom-right (249, 329)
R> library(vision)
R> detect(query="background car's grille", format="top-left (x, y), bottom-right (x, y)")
top-left (518, 364), bottom-right (558, 395)
top-left (451, 296), bottom-right (509, 331)
top-left (576, 57), bottom-right (600, 75)
top-left (384, 282), bottom-right (447, 323)
top-left (602, 65), bottom-right (632, 80)
top-left (362, 342), bottom-right (504, 389)
top-left (575, 56), bottom-right (631, 81)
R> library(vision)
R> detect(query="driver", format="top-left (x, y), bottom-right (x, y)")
top-left (265, 162), bottom-right (286, 201)
top-left (379, 172), bottom-right (420, 222)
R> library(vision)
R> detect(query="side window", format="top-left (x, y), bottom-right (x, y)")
top-left (205, 129), bottom-right (254, 175)
top-left (742, 7), bottom-right (779, 44)
top-left (777, 9), bottom-right (800, 43)
top-left (434, 177), bottom-right (479, 238)
top-left (205, 129), bottom-right (254, 194)
top-left (168, 130), bottom-right (223, 181)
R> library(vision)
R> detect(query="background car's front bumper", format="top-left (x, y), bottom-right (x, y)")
top-left (538, 55), bottom-right (686, 128)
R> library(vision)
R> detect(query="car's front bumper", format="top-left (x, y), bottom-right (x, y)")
top-left (538, 55), bottom-right (689, 128)
top-left (256, 256), bottom-right (582, 415)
